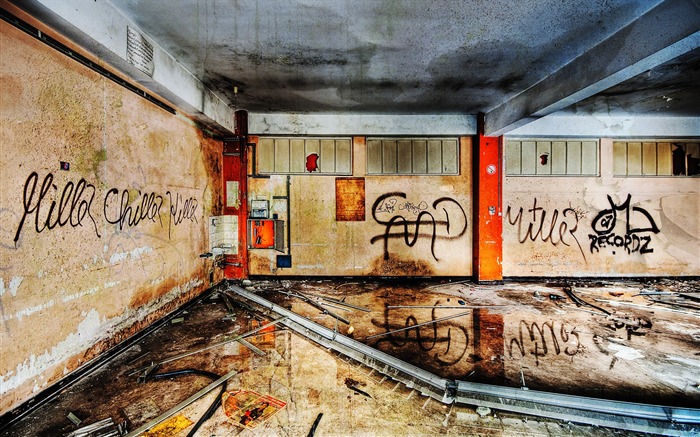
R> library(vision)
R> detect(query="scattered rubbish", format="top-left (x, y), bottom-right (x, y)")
top-left (238, 338), bottom-right (265, 356)
top-left (307, 412), bottom-right (323, 437)
top-left (549, 294), bottom-right (565, 300)
top-left (67, 412), bottom-right (82, 426)
top-left (124, 368), bottom-right (238, 437)
top-left (141, 415), bottom-right (193, 437)
top-left (608, 291), bottom-right (625, 297)
top-left (427, 279), bottom-right (471, 289)
top-left (595, 298), bottom-right (700, 317)
top-left (363, 311), bottom-right (471, 340)
top-left (476, 406), bottom-right (492, 417)
top-left (170, 317), bottom-right (185, 324)
top-left (386, 305), bottom-right (503, 309)
top-left (297, 290), bottom-right (371, 313)
top-left (64, 417), bottom-right (126, 437)
top-left (242, 279), bottom-right (253, 287)
top-left (128, 318), bottom-right (285, 376)
top-left (457, 300), bottom-right (465, 305)
top-left (345, 378), bottom-right (373, 399)
top-left (564, 286), bottom-right (611, 315)
top-left (275, 290), bottom-right (351, 324)
top-left (520, 369), bottom-right (528, 390)
top-left (221, 390), bottom-right (286, 429)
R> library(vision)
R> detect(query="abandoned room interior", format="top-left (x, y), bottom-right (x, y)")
top-left (1, 0), bottom-right (699, 435)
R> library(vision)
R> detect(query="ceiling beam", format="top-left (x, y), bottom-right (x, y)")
top-left (7, 0), bottom-right (235, 136)
top-left (485, 0), bottom-right (700, 136)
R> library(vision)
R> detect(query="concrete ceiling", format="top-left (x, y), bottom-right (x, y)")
top-left (7, 0), bottom-right (700, 135)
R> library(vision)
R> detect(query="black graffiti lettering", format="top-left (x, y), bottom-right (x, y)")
top-left (398, 201), bottom-right (428, 216)
top-left (13, 172), bottom-right (100, 243)
top-left (506, 199), bottom-right (586, 261)
top-left (167, 191), bottom-right (198, 239)
top-left (589, 194), bottom-right (659, 256)
top-left (104, 189), bottom-right (163, 231)
top-left (375, 197), bottom-right (397, 214)
top-left (508, 320), bottom-right (580, 367)
top-left (375, 303), bottom-right (469, 367)
top-left (607, 316), bottom-right (652, 340)
top-left (370, 192), bottom-right (467, 261)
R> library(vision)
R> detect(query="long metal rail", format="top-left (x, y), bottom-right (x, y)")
top-left (230, 285), bottom-right (700, 436)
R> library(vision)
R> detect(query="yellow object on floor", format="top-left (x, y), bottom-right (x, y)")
top-left (141, 414), bottom-right (194, 437)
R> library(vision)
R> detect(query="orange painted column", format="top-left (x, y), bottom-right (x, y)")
top-left (472, 113), bottom-right (503, 282)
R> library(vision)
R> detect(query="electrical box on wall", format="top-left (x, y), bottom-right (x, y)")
top-left (250, 199), bottom-right (269, 218)
top-left (248, 219), bottom-right (284, 251)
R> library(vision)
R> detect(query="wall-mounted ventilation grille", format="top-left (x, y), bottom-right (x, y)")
top-left (0, 7), bottom-right (175, 114)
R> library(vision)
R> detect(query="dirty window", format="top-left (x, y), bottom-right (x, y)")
top-left (366, 137), bottom-right (459, 175)
top-left (505, 139), bottom-right (598, 176)
top-left (612, 140), bottom-right (699, 177)
top-left (257, 137), bottom-right (352, 175)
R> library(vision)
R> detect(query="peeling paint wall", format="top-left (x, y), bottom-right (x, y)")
top-left (248, 137), bottom-right (473, 276)
top-left (503, 139), bottom-right (699, 276)
top-left (0, 20), bottom-right (222, 413)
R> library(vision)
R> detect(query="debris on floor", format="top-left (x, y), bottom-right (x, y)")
top-left (140, 415), bottom-right (192, 437)
top-left (4, 278), bottom-right (699, 437)
top-left (221, 390), bottom-right (286, 429)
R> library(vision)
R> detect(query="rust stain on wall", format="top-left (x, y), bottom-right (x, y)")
top-left (368, 255), bottom-right (435, 277)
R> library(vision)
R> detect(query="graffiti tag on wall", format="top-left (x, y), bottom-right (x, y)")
top-left (505, 198), bottom-right (587, 261)
top-left (12, 172), bottom-right (199, 244)
top-left (370, 192), bottom-right (467, 261)
top-left (588, 194), bottom-right (660, 255)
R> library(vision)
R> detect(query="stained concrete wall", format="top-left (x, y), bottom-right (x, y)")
top-left (503, 138), bottom-right (700, 276)
top-left (248, 138), bottom-right (473, 277)
top-left (0, 20), bottom-right (222, 413)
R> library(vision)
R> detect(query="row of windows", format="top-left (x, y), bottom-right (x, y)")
top-left (257, 137), bottom-right (459, 175)
top-left (256, 137), bottom-right (699, 177)
top-left (613, 141), bottom-right (699, 176)
top-left (507, 139), bottom-right (699, 177)
top-left (506, 140), bottom-right (598, 176)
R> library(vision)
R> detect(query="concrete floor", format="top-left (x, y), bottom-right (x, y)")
top-left (4, 278), bottom-right (699, 436)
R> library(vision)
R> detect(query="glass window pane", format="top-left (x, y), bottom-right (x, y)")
top-left (367, 139), bottom-right (382, 174)
top-left (505, 141), bottom-right (522, 175)
top-left (627, 142), bottom-right (642, 175)
top-left (581, 141), bottom-right (598, 175)
top-left (413, 140), bottom-right (427, 174)
top-left (521, 141), bottom-right (536, 175)
top-left (566, 141), bottom-right (582, 175)
top-left (613, 142), bottom-right (627, 175)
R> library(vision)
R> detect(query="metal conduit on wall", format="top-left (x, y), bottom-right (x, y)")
top-left (229, 284), bottom-right (700, 436)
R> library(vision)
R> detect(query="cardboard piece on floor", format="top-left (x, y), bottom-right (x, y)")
top-left (222, 390), bottom-right (286, 429)
top-left (141, 414), bottom-right (193, 437)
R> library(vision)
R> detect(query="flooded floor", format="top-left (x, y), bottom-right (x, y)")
top-left (4, 278), bottom-right (699, 436)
